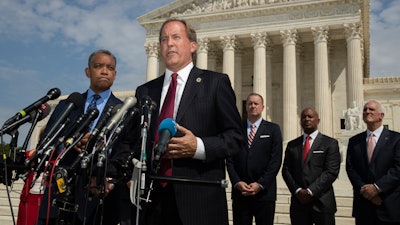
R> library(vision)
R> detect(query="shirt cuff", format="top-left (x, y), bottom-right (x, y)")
top-left (193, 137), bottom-right (206, 160)
top-left (295, 188), bottom-right (302, 194)
top-left (307, 188), bottom-right (313, 196)
top-left (374, 183), bottom-right (382, 192)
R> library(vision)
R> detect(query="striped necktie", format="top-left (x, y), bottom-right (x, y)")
top-left (248, 123), bottom-right (256, 148)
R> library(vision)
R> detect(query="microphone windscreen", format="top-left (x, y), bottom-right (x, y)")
top-left (158, 118), bottom-right (177, 136)
top-left (39, 103), bottom-right (51, 120)
top-left (66, 92), bottom-right (85, 108)
top-left (47, 88), bottom-right (61, 100)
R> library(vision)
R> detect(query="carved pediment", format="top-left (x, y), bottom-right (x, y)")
top-left (138, 0), bottom-right (289, 23)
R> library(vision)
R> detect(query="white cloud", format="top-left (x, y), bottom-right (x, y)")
top-left (370, 0), bottom-right (400, 77)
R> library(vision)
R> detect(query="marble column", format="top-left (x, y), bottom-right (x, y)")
top-left (296, 40), bottom-right (303, 135)
top-left (251, 32), bottom-right (268, 120)
top-left (145, 41), bottom-right (160, 82)
top-left (221, 35), bottom-right (236, 88)
top-left (281, 29), bottom-right (298, 142)
top-left (312, 26), bottom-right (333, 136)
top-left (344, 23), bottom-right (364, 109)
top-left (235, 48), bottom-right (243, 115)
top-left (266, 44), bottom-right (273, 121)
top-left (196, 38), bottom-right (209, 70)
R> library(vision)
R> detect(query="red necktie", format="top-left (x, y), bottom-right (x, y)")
top-left (303, 135), bottom-right (311, 163)
top-left (158, 73), bottom-right (178, 182)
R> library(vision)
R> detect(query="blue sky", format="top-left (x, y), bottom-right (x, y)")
top-left (0, 0), bottom-right (399, 146)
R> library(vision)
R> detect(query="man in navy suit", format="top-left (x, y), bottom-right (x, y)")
top-left (133, 18), bottom-right (243, 225)
top-left (346, 100), bottom-right (400, 225)
top-left (227, 93), bottom-right (283, 225)
top-left (37, 50), bottom-right (135, 225)
top-left (282, 108), bottom-right (341, 225)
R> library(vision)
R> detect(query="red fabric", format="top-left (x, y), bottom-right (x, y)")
top-left (158, 73), bottom-right (178, 181)
top-left (17, 172), bottom-right (43, 225)
top-left (303, 135), bottom-right (311, 163)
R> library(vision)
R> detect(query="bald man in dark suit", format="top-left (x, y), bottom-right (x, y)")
top-left (282, 108), bottom-right (341, 225)
top-left (346, 100), bottom-right (400, 225)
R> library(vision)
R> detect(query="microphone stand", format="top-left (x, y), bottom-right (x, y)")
top-left (148, 175), bottom-right (228, 188)
top-left (134, 100), bottom-right (155, 225)
top-left (21, 109), bottom-right (43, 151)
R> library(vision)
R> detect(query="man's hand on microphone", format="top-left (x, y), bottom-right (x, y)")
top-left (166, 125), bottom-right (197, 159)
top-left (73, 132), bottom-right (90, 153)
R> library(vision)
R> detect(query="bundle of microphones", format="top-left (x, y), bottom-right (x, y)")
top-left (1, 87), bottom-right (179, 191)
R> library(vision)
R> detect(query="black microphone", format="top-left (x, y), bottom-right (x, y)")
top-left (36, 92), bottom-right (85, 150)
top-left (4, 88), bottom-right (61, 126)
top-left (64, 108), bottom-right (99, 148)
top-left (0, 103), bottom-right (51, 135)
top-left (154, 118), bottom-right (177, 161)
top-left (84, 105), bottom-right (116, 152)
top-left (140, 96), bottom-right (157, 127)
top-left (98, 96), bottom-right (137, 138)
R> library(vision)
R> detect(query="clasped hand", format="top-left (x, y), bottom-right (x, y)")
top-left (360, 184), bottom-right (382, 205)
top-left (236, 181), bottom-right (261, 196)
top-left (296, 189), bottom-right (314, 205)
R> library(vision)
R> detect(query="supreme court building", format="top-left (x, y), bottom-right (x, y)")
top-left (136, 2), bottom-right (400, 223)
top-left (137, 0), bottom-right (400, 143)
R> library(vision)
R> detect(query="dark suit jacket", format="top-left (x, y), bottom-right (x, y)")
top-left (227, 120), bottom-right (283, 202)
top-left (38, 91), bottom-right (127, 221)
top-left (134, 66), bottom-right (244, 225)
top-left (282, 132), bottom-right (340, 214)
top-left (346, 128), bottom-right (400, 222)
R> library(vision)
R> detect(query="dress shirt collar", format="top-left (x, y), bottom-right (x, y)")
top-left (247, 118), bottom-right (262, 129)
top-left (164, 62), bottom-right (194, 85)
top-left (367, 125), bottom-right (384, 141)
top-left (303, 130), bottom-right (319, 141)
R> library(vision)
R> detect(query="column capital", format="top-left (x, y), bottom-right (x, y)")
top-left (251, 32), bottom-right (270, 49)
top-left (197, 38), bottom-right (210, 53)
top-left (144, 42), bottom-right (160, 57)
top-left (344, 23), bottom-right (362, 41)
top-left (220, 35), bottom-right (237, 51)
top-left (280, 29), bottom-right (297, 46)
top-left (311, 26), bottom-right (329, 43)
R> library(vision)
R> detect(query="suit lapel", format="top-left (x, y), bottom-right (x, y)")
top-left (304, 133), bottom-right (323, 165)
top-left (370, 129), bottom-right (389, 163)
top-left (176, 67), bottom-right (203, 123)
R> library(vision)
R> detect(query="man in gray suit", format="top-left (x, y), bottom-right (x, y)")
top-left (346, 100), bottom-right (400, 225)
top-left (282, 107), bottom-right (341, 225)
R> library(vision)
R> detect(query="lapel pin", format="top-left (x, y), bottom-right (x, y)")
top-left (196, 77), bottom-right (202, 83)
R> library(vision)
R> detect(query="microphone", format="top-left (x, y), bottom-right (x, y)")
top-left (98, 96), bottom-right (137, 138)
top-left (4, 88), bottom-right (61, 125)
top-left (64, 108), bottom-right (99, 148)
top-left (36, 92), bottom-right (85, 150)
top-left (154, 118), bottom-right (177, 160)
top-left (84, 105), bottom-right (117, 152)
top-left (0, 103), bottom-right (51, 134)
top-left (140, 96), bottom-right (157, 127)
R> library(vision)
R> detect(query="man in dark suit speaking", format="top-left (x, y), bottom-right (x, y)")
top-left (346, 100), bottom-right (400, 225)
top-left (133, 18), bottom-right (243, 225)
top-left (282, 107), bottom-right (341, 225)
top-left (227, 92), bottom-right (283, 225)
